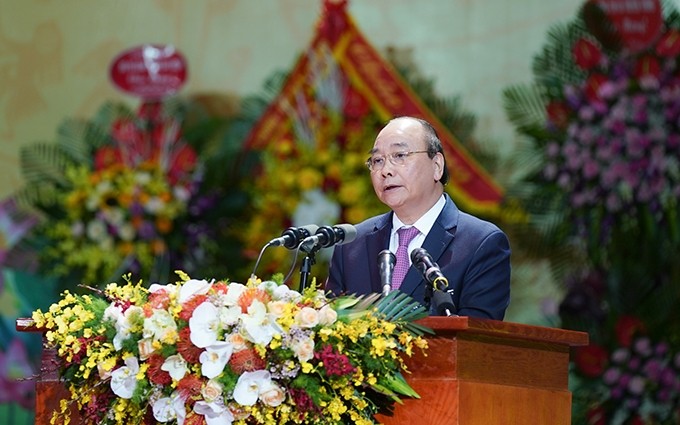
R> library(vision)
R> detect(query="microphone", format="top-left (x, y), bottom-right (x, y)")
top-left (378, 250), bottom-right (396, 297)
top-left (268, 224), bottom-right (319, 249)
top-left (410, 247), bottom-right (456, 316)
top-left (411, 247), bottom-right (448, 291)
top-left (300, 224), bottom-right (357, 252)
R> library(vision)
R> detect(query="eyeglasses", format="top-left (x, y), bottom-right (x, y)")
top-left (365, 150), bottom-right (430, 172)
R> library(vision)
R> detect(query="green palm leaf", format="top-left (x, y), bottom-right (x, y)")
top-left (502, 84), bottom-right (549, 142)
top-left (12, 184), bottom-right (61, 211)
top-left (334, 291), bottom-right (433, 336)
top-left (532, 21), bottom-right (588, 91)
top-left (55, 119), bottom-right (104, 166)
top-left (19, 143), bottom-right (71, 186)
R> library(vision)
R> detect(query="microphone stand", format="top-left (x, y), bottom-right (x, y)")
top-left (298, 242), bottom-right (320, 293)
top-left (430, 289), bottom-right (457, 317)
top-left (423, 281), bottom-right (434, 313)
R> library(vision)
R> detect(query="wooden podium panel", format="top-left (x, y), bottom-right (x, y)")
top-left (17, 316), bottom-right (588, 425)
top-left (374, 316), bottom-right (589, 425)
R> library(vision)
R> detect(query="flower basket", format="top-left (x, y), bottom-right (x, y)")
top-left (31, 271), bottom-right (430, 425)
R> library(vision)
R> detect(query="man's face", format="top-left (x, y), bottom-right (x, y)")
top-left (369, 119), bottom-right (444, 221)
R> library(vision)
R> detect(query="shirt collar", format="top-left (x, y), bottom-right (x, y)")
top-left (391, 194), bottom-right (446, 237)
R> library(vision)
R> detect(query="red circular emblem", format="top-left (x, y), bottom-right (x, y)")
top-left (593, 0), bottom-right (663, 53)
top-left (109, 44), bottom-right (188, 100)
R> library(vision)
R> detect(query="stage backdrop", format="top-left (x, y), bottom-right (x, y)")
top-left (0, 0), bottom-right (588, 200)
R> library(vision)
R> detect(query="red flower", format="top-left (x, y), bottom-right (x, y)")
top-left (111, 119), bottom-right (149, 165)
top-left (634, 54), bottom-right (661, 81)
top-left (572, 37), bottom-right (603, 70)
top-left (147, 354), bottom-right (172, 386)
top-left (237, 288), bottom-right (271, 313)
top-left (314, 345), bottom-right (355, 376)
top-left (656, 29), bottom-right (680, 57)
top-left (177, 375), bottom-right (203, 402)
top-left (184, 412), bottom-right (207, 425)
top-left (137, 101), bottom-right (164, 124)
top-left (229, 348), bottom-right (266, 374)
top-left (585, 405), bottom-right (607, 425)
top-left (148, 289), bottom-right (171, 310)
top-left (546, 100), bottom-right (572, 130)
top-left (179, 294), bottom-right (208, 321)
top-left (290, 388), bottom-right (321, 415)
top-left (614, 315), bottom-right (645, 347)
top-left (177, 327), bottom-right (202, 364)
top-left (93, 146), bottom-right (124, 170)
top-left (584, 73), bottom-right (608, 101)
top-left (166, 143), bottom-right (197, 185)
top-left (573, 343), bottom-right (608, 378)
top-left (212, 281), bottom-right (229, 295)
top-left (81, 387), bottom-right (116, 423)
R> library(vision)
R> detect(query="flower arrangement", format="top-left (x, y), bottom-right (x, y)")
top-left (502, 2), bottom-right (680, 424)
top-left (13, 99), bottom-right (244, 288)
top-left (542, 28), bottom-right (680, 262)
top-left (571, 315), bottom-right (680, 424)
top-left (31, 271), bottom-right (430, 425)
top-left (504, 3), bottom-right (680, 268)
top-left (47, 105), bottom-right (198, 282)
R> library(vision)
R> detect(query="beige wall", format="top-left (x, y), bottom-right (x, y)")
top-left (0, 0), bottom-right (589, 199)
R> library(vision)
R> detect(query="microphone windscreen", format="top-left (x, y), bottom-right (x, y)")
top-left (410, 247), bottom-right (426, 263)
top-left (299, 224), bottom-right (319, 237)
top-left (335, 223), bottom-right (357, 244)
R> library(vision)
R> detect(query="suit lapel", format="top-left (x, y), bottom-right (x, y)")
top-left (399, 196), bottom-right (459, 298)
top-left (366, 213), bottom-right (392, 293)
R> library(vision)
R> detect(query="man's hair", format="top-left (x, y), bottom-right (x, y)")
top-left (391, 116), bottom-right (449, 185)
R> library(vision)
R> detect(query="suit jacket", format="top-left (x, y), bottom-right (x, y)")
top-left (325, 194), bottom-right (511, 320)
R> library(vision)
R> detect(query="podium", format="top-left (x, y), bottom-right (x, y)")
top-left (375, 316), bottom-right (589, 424)
top-left (17, 316), bottom-right (588, 425)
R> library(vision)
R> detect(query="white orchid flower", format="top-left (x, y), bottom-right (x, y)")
top-left (149, 282), bottom-right (178, 298)
top-left (199, 341), bottom-right (233, 379)
top-left (110, 356), bottom-right (139, 399)
top-left (105, 305), bottom-right (144, 351)
top-left (271, 284), bottom-right (302, 302)
top-left (189, 301), bottom-right (220, 348)
top-left (233, 370), bottom-right (272, 406)
top-left (193, 399), bottom-right (234, 425)
top-left (218, 305), bottom-right (242, 327)
top-left (221, 282), bottom-right (247, 307)
top-left (153, 391), bottom-right (186, 424)
top-left (161, 354), bottom-right (188, 381)
top-left (143, 309), bottom-right (178, 344)
top-left (240, 300), bottom-right (282, 346)
top-left (179, 279), bottom-right (212, 304)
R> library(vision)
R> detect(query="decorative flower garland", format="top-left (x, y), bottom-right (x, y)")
top-left (16, 100), bottom-right (227, 287)
top-left (32, 271), bottom-right (429, 425)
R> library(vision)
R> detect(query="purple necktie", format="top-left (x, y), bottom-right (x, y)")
top-left (391, 226), bottom-right (420, 290)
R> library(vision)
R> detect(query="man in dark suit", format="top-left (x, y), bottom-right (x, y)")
top-left (325, 116), bottom-right (510, 319)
